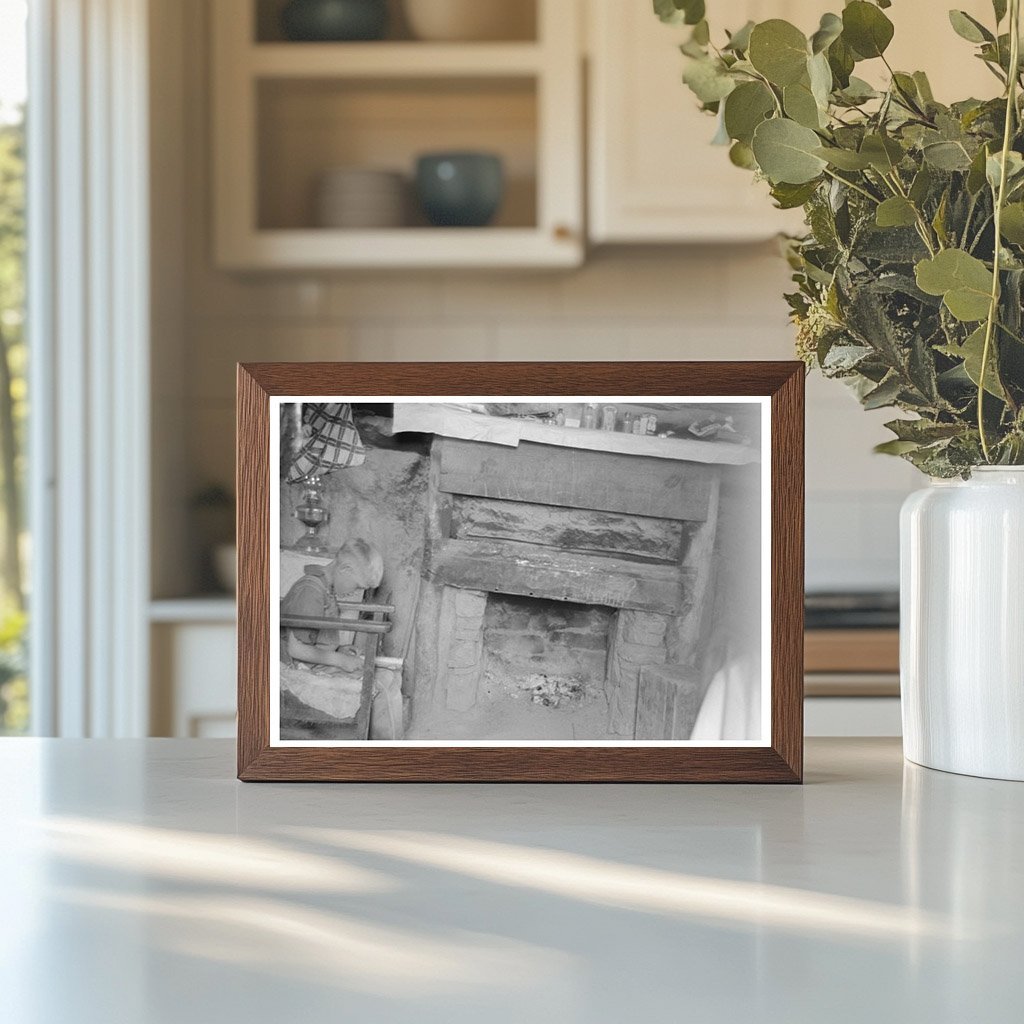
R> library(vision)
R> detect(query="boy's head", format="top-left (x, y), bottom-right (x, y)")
top-left (331, 538), bottom-right (384, 596)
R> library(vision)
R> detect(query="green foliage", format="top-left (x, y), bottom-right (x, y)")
top-left (0, 601), bottom-right (26, 734)
top-left (660, 0), bottom-right (1024, 476)
top-left (0, 110), bottom-right (28, 730)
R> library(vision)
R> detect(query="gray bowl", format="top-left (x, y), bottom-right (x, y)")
top-left (281, 0), bottom-right (388, 42)
top-left (415, 152), bottom-right (505, 228)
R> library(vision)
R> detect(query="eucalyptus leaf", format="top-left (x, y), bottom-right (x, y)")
top-left (876, 197), bottom-right (919, 228)
top-left (842, 1), bottom-right (895, 59)
top-left (810, 12), bottom-right (843, 54)
top-left (885, 418), bottom-right (963, 443)
top-left (784, 80), bottom-right (825, 129)
top-left (939, 326), bottom-right (1006, 398)
top-left (724, 81), bottom-right (775, 144)
top-left (932, 190), bottom-right (951, 246)
top-left (1000, 203), bottom-right (1024, 244)
top-left (922, 140), bottom-right (973, 171)
top-left (913, 71), bottom-right (935, 104)
top-left (683, 57), bottom-right (736, 104)
top-left (729, 140), bottom-right (757, 169)
top-left (986, 150), bottom-right (1024, 191)
top-left (771, 180), bottom-right (820, 209)
top-left (862, 374), bottom-right (903, 409)
top-left (653, 0), bottom-right (705, 26)
top-left (711, 108), bottom-right (731, 145)
top-left (808, 52), bottom-right (833, 109)
top-left (861, 133), bottom-right (904, 173)
top-left (837, 76), bottom-right (879, 104)
top-left (967, 144), bottom-right (992, 193)
top-left (909, 165), bottom-right (934, 205)
top-left (915, 249), bottom-right (994, 322)
top-left (814, 146), bottom-right (872, 170)
top-left (724, 20), bottom-right (755, 53)
top-left (874, 439), bottom-right (922, 455)
top-left (892, 72), bottom-right (923, 110)
top-left (948, 10), bottom-right (994, 44)
top-left (827, 35), bottom-right (856, 89)
top-left (748, 20), bottom-right (809, 86)
top-left (751, 118), bottom-right (828, 184)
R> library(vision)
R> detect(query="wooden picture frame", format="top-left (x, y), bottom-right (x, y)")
top-left (237, 362), bottom-right (804, 782)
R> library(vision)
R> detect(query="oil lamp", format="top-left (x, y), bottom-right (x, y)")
top-left (293, 474), bottom-right (330, 555)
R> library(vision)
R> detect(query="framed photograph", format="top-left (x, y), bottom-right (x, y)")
top-left (237, 362), bottom-right (804, 782)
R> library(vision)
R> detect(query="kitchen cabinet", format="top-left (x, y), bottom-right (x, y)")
top-left (150, 600), bottom-right (237, 737)
top-left (211, 0), bottom-right (583, 269)
top-left (587, 0), bottom-right (814, 243)
top-left (586, 0), bottom-right (998, 244)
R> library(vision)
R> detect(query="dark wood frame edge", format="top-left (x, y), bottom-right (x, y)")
top-left (236, 362), bottom-right (804, 783)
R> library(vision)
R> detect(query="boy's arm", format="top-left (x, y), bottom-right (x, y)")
top-left (286, 631), bottom-right (362, 672)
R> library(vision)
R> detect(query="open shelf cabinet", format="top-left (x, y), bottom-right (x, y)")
top-left (212, 0), bottom-right (583, 269)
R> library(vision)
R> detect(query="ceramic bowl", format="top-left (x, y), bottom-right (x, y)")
top-left (316, 168), bottom-right (408, 228)
top-left (403, 0), bottom-right (534, 42)
top-left (281, 0), bottom-right (388, 42)
top-left (415, 152), bottom-right (504, 228)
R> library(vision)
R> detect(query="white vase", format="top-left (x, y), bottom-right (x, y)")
top-left (900, 467), bottom-right (1024, 780)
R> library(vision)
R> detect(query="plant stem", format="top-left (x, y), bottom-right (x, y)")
top-left (822, 167), bottom-right (881, 205)
top-left (884, 171), bottom-right (939, 254)
top-left (979, 0), bottom-right (1021, 462)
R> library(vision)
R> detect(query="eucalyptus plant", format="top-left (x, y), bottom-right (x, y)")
top-left (657, 0), bottom-right (1024, 475)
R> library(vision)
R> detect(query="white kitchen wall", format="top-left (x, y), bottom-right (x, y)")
top-left (161, 0), bottom-right (920, 599)
top-left (181, 247), bottom-right (918, 594)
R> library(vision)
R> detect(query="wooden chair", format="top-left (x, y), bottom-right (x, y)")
top-left (280, 588), bottom-right (395, 739)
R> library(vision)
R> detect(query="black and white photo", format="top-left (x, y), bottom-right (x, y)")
top-left (270, 396), bottom-right (770, 747)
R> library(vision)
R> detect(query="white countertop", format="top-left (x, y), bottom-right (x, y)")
top-left (1, 738), bottom-right (1020, 1023)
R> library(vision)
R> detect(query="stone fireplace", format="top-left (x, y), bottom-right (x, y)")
top-left (408, 430), bottom-right (729, 741)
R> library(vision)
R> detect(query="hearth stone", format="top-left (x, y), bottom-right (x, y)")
top-left (607, 610), bottom-right (671, 737)
top-left (445, 586), bottom-right (488, 712)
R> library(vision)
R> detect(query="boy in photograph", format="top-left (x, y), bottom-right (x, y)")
top-left (282, 538), bottom-right (403, 739)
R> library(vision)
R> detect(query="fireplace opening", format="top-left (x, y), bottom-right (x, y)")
top-left (479, 593), bottom-right (614, 736)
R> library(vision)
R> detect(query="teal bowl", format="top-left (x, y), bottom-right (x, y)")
top-left (415, 153), bottom-right (505, 228)
top-left (281, 0), bottom-right (388, 42)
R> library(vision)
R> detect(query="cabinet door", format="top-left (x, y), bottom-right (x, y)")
top-left (588, 0), bottom-right (995, 244)
top-left (212, 0), bottom-right (584, 269)
top-left (588, 0), bottom-right (812, 243)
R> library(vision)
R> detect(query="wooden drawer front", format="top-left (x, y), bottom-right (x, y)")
top-left (804, 629), bottom-right (900, 674)
top-left (437, 438), bottom-right (714, 522)
top-left (451, 495), bottom-right (687, 564)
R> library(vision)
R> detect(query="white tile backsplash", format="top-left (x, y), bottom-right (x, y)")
top-left (168, 0), bottom-right (919, 595)
top-left (182, 253), bottom-right (917, 592)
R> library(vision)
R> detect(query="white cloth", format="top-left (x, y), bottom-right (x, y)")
top-left (690, 649), bottom-right (762, 742)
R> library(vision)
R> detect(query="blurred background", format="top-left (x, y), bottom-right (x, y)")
top-left (0, 0), bottom-right (998, 740)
